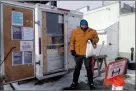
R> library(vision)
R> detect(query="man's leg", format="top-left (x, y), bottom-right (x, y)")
top-left (84, 57), bottom-right (95, 89)
top-left (63, 56), bottom-right (84, 90)
top-left (71, 56), bottom-right (83, 87)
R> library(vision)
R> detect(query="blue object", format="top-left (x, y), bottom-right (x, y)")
top-left (12, 11), bottom-right (23, 26)
top-left (80, 19), bottom-right (88, 25)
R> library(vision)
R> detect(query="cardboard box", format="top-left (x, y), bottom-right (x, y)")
top-left (46, 35), bottom-right (52, 44)
top-left (58, 47), bottom-right (64, 56)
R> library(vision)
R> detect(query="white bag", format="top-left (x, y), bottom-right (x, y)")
top-left (86, 40), bottom-right (95, 58)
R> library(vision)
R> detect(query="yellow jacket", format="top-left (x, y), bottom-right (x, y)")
top-left (70, 27), bottom-right (99, 56)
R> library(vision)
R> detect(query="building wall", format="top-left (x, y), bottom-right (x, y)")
top-left (102, 1), bottom-right (119, 6)
top-left (83, 3), bottom-right (120, 61)
top-left (83, 2), bottom-right (119, 30)
top-left (56, 1), bottom-right (102, 10)
top-left (119, 13), bottom-right (135, 62)
top-left (76, 6), bottom-right (89, 14)
top-left (121, 3), bottom-right (135, 14)
top-left (94, 23), bottom-right (119, 62)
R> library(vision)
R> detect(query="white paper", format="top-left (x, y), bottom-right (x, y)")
top-left (12, 11), bottom-right (23, 26)
top-left (12, 52), bottom-right (23, 66)
top-left (23, 51), bottom-right (33, 64)
top-left (20, 41), bottom-right (33, 51)
top-left (58, 15), bottom-right (63, 24)
top-left (12, 26), bottom-right (22, 40)
top-left (22, 27), bottom-right (34, 40)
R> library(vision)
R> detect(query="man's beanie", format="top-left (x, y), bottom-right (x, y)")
top-left (80, 19), bottom-right (88, 26)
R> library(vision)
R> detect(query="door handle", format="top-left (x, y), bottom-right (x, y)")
top-left (109, 43), bottom-right (112, 45)
top-left (131, 47), bottom-right (134, 61)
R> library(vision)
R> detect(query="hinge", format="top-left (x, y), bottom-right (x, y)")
top-left (35, 21), bottom-right (40, 26)
top-left (36, 60), bottom-right (40, 65)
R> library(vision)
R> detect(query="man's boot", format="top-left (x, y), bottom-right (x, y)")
top-left (89, 84), bottom-right (95, 90)
top-left (63, 82), bottom-right (78, 90)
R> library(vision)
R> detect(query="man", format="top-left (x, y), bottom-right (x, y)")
top-left (69, 19), bottom-right (99, 90)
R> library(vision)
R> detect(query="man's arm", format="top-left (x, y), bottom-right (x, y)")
top-left (70, 30), bottom-right (75, 51)
top-left (92, 30), bottom-right (99, 48)
top-left (70, 30), bottom-right (77, 56)
top-left (92, 31), bottom-right (99, 44)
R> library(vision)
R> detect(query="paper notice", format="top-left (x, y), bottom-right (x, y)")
top-left (12, 52), bottom-right (23, 66)
top-left (22, 27), bottom-right (34, 40)
top-left (20, 41), bottom-right (33, 51)
top-left (12, 11), bottom-right (23, 26)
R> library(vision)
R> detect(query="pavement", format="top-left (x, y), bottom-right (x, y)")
top-left (4, 68), bottom-right (135, 90)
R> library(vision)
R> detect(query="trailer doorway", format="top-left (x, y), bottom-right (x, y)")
top-left (42, 11), bottom-right (65, 75)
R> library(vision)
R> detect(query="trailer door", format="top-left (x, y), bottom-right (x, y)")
top-left (65, 14), bottom-right (82, 69)
top-left (41, 11), bottom-right (66, 76)
top-left (1, 3), bottom-right (35, 83)
top-left (106, 22), bottom-right (119, 61)
top-left (119, 14), bottom-right (135, 62)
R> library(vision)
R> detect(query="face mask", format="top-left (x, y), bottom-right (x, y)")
top-left (81, 25), bottom-right (88, 31)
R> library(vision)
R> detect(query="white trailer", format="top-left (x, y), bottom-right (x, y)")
top-left (0, 1), bottom-right (82, 83)
top-left (119, 13), bottom-right (135, 62)
top-left (83, 2), bottom-right (120, 63)
top-left (34, 3), bottom-right (82, 80)
top-left (83, 2), bottom-right (135, 63)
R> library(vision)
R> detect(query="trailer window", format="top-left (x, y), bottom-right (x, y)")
top-left (45, 12), bottom-right (65, 72)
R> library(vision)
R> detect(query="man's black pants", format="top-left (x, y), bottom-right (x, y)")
top-left (72, 56), bottom-right (94, 85)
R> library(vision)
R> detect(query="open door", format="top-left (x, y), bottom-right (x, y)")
top-left (66, 14), bottom-right (82, 69)
top-left (106, 22), bottom-right (119, 62)
top-left (42, 11), bottom-right (65, 75)
top-left (2, 4), bottom-right (35, 83)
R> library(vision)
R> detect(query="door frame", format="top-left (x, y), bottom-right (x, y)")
top-left (65, 13), bottom-right (82, 70)
top-left (1, 2), bottom-right (36, 84)
top-left (0, 2), bottom-right (4, 76)
top-left (35, 5), bottom-right (68, 80)
top-left (104, 22), bottom-right (119, 61)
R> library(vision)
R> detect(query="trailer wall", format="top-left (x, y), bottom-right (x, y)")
top-left (83, 3), bottom-right (120, 62)
top-left (119, 13), bottom-right (135, 62)
top-left (0, 1), bottom-right (35, 83)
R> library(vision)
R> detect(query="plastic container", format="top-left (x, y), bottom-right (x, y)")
top-left (111, 76), bottom-right (124, 90)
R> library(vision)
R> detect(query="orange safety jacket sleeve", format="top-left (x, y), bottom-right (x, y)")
top-left (92, 30), bottom-right (99, 45)
top-left (70, 30), bottom-right (75, 51)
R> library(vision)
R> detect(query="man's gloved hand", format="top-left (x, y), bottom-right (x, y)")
top-left (71, 50), bottom-right (76, 56)
top-left (89, 39), bottom-right (97, 49)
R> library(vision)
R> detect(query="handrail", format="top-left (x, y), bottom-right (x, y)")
top-left (0, 47), bottom-right (16, 66)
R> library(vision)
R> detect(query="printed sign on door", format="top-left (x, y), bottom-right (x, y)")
top-left (22, 27), bottom-right (34, 40)
top-left (20, 41), bottom-right (33, 51)
top-left (12, 11), bottom-right (23, 26)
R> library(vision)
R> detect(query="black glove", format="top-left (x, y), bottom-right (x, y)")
top-left (71, 50), bottom-right (76, 56)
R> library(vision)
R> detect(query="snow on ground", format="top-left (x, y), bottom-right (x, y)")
top-left (4, 68), bottom-right (135, 90)
top-left (9, 72), bottom-right (73, 90)
top-left (123, 69), bottom-right (135, 90)
top-left (4, 84), bottom-right (13, 90)
top-left (125, 69), bottom-right (135, 85)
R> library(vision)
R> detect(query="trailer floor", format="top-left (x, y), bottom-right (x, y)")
top-left (4, 69), bottom-right (135, 90)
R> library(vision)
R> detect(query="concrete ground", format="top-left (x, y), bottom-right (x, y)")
top-left (4, 68), bottom-right (135, 90)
